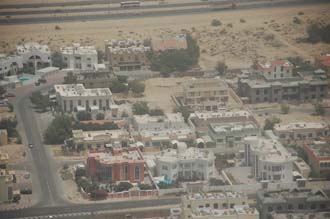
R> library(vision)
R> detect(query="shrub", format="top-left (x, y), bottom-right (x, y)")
top-left (55, 25), bottom-right (61, 30)
top-left (44, 115), bottom-right (73, 144)
top-left (314, 103), bottom-right (325, 115)
top-left (298, 11), bottom-right (304, 15)
top-left (132, 101), bottom-right (149, 115)
top-left (96, 113), bottom-right (105, 120)
top-left (76, 111), bottom-right (92, 121)
top-left (130, 80), bottom-right (145, 95)
top-left (215, 61), bottom-right (227, 76)
top-left (263, 117), bottom-right (281, 130)
top-left (281, 104), bottom-right (290, 114)
top-left (306, 22), bottom-right (330, 44)
top-left (149, 108), bottom-right (164, 116)
top-left (240, 18), bottom-right (246, 23)
top-left (211, 19), bottom-right (222, 26)
top-left (114, 182), bottom-right (133, 192)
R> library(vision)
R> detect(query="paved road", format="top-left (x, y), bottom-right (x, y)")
top-left (1, 198), bottom-right (179, 219)
top-left (0, 0), bottom-right (130, 9)
top-left (0, 0), bottom-right (313, 25)
top-left (0, 1), bottom-right (207, 16)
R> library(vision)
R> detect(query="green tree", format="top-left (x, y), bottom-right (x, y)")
top-left (263, 117), bottom-right (281, 130)
top-left (148, 33), bottom-right (199, 76)
top-left (44, 115), bottom-right (73, 144)
top-left (0, 86), bottom-right (6, 95)
top-left (117, 75), bottom-right (128, 84)
top-left (113, 182), bottom-right (133, 192)
top-left (76, 111), bottom-right (92, 121)
top-left (30, 91), bottom-right (50, 112)
top-left (314, 103), bottom-right (325, 115)
top-left (132, 101), bottom-right (149, 115)
top-left (149, 108), bottom-right (164, 116)
top-left (64, 72), bottom-right (77, 84)
top-left (215, 61), bottom-right (227, 76)
top-left (281, 104), bottom-right (290, 114)
top-left (130, 80), bottom-right (145, 95)
top-left (51, 51), bottom-right (65, 69)
top-left (97, 49), bottom-right (104, 64)
top-left (174, 106), bottom-right (192, 123)
top-left (96, 113), bottom-right (105, 120)
top-left (211, 19), bottom-right (222, 26)
top-left (0, 118), bottom-right (18, 137)
top-left (138, 183), bottom-right (152, 190)
top-left (110, 79), bottom-right (127, 93)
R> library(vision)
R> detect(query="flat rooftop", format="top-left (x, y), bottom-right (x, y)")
top-left (245, 132), bottom-right (295, 163)
top-left (54, 84), bottom-right (112, 97)
top-left (72, 129), bottom-right (129, 141)
top-left (274, 122), bottom-right (328, 131)
top-left (305, 141), bottom-right (330, 158)
top-left (209, 121), bottom-right (258, 133)
top-left (191, 205), bottom-right (258, 218)
top-left (105, 39), bottom-right (150, 54)
top-left (88, 148), bottom-right (143, 164)
top-left (17, 42), bottom-right (50, 54)
top-left (190, 110), bottom-right (252, 120)
top-left (134, 113), bottom-right (185, 124)
top-left (260, 188), bottom-right (329, 202)
top-left (156, 147), bottom-right (214, 162)
top-left (271, 211), bottom-right (330, 219)
top-left (186, 191), bottom-right (246, 200)
top-left (61, 43), bottom-right (97, 55)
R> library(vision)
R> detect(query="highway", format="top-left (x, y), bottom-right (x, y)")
top-left (1, 198), bottom-right (179, 219)
top-left (0, 0), bottom-right (317, 25)
top-left (0, 1), bottom-right (207, 16)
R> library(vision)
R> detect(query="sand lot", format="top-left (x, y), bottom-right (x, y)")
top-left (1, 2), bottom-right (330, 69)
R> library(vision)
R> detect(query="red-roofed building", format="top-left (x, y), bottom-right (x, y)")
top-left (256, 59), bottom-right (294, 79)
top-left (86, 147), bottom-right (145, 183)
top-left (152, 34), bottom-right (187, 52)
top-left (315, 53), bottom-right (330, 74)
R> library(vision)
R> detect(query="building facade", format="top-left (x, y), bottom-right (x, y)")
top-left (76, 69), bottom-right (112, 88)
top-left (61, 43), bottom-right (98, 70)
top-left (67, 129), bottom-right (130, 151)
top-left (155, 143), bottom-right (215, 181)
top-left (257, 188), bottom-right (330, 219)
top-left (238, 69), bottom-right (328, 104)
top-left (16, 42), bottom-right (51, 69)
top-left (244, 131), bottom-right (296, 182)
top-left (54, 84), bottom-right (113, 113)
top-left (188, 110), bottom-right (259, 135)
top-left (105, 39), bottom-right (150, 72)
top-left (273, 122), bottom-right (329, 145)
top-left (86, 147), bottom-right (145, 183)
top-left (302, 141), bottom-right (330, 178)
top-left (208, 121), bottom-right (260, 154)
top-left (256, 59), bottom-right (294, 80)
top-left (182, 78), bottom-right (229, 111)
top-left (0, 54), bottom-right (23, 77)
top-left (181, 192), bottom-right (258, 219)
top-left (132, 113), bottom-right (195, 147)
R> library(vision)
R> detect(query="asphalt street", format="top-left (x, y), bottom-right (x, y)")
top-left (0, 0), bottom-right (314, 25)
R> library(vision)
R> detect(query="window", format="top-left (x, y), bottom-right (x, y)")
top-left (298, 204), bottom-right (304, 209)
top-left (288, 204), bottom-right (293, 210)
top-left (187, 205), bottom-right (191, 208)
top-left (93, 100), bottom-right (97, 105)
top-left (205, 204), bottom-right (210, 208)
top-left (162, 165), bottom-right (168, 170)
top-left (268, 206), bottom-right (273, 212)
top-left (311, 203), bottom-right (316, 209)
top-left (281, 66), bottom-right (284, 72)
top-left (277, 206), bottom-right (282, 211)
top-left (222, 203), bottom-right (227, 208)
top-left (214, 203), bottom-right (218, 209)
top-left (78, 100), bottom-right (81, 106)
top-left (134, 166), bottom-right (140, 180)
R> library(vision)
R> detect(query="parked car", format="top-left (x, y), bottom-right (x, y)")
top-left (6, 92), bottom-right (16, 97)
top-left (20, 188), bottom-right (32, 194)
top-left (28, 144), bottom-right (34, 148)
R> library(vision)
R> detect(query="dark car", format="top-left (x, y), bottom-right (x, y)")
top-left (20, 188), bottom-right (32, 194)
top-left (6, 93), bottom-right (16, 97)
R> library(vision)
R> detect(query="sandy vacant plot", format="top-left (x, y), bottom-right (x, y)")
top-left (1, 3), bottom-right (330, 69)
